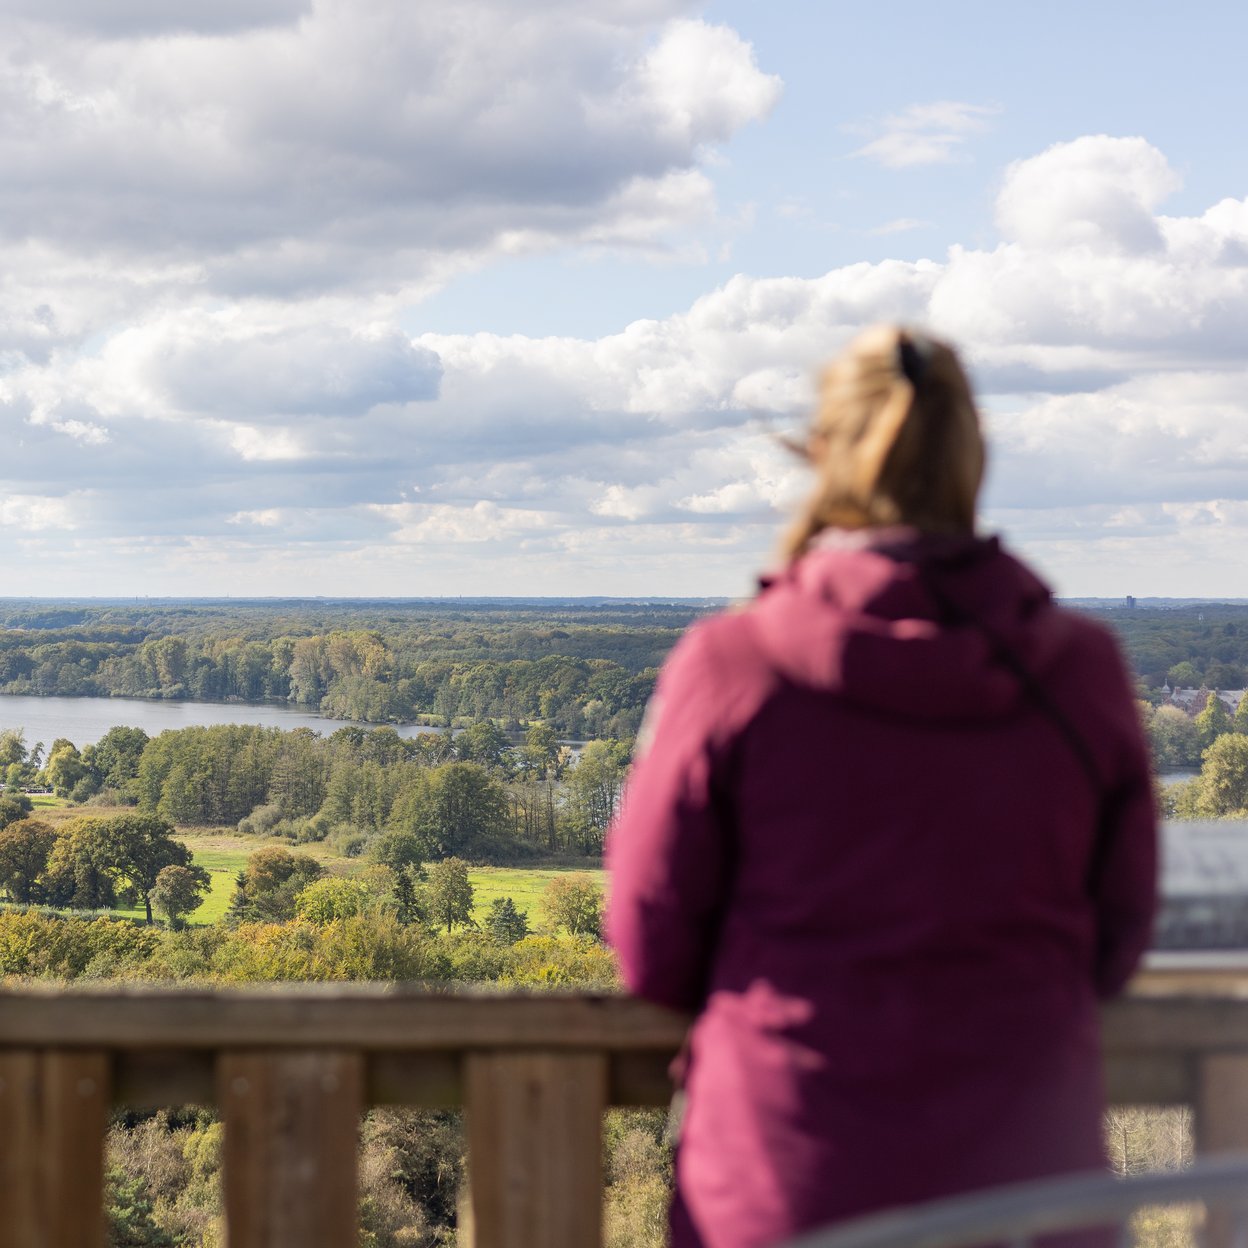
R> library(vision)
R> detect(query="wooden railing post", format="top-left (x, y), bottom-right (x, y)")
top-left (1195, 1054), bottom-right (1248, 1248)
top-left (219, 1050), bottom-right (364, 1248)
top-left (0, 1050), bottom-right (110, 1248)
top-left (466, 1051), bottom-right (608, 1248)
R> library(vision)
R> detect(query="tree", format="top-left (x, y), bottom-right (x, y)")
top-left (370, 826), bottom-right (424, 874)
top-left (103, 814), bottom-right (203, 925)
top-left (517, 723), bottom-right (561, 777)
top-left (150, 864), bottom-right (210, 928)
top-left (484, 896), bottom-right (529, 944)
top-left (391, 864), bottom-right (424, 925)
top-left (1195, 693), bottom-right (1235, 751)
top-left (294, 876), bottom-right (372, 923)
top-left (456, 720), bottom-right (510, 769)
top-left (1168, 661), bottom-right (1204, 689)
top-left (388, 763), bottom-right (509, 860)
top-left (44, 818), bottom-right (118, 910)
top-left (45, 738), bottom-right (88, 798)
top-left (424, 857), bottom-right (474, 932)
top-left (1236, 693), bottom-right (1248, 735)
top-left (1198, 734), bottom-right (1248, 817)
top-left (1149, 705), bottom-right (1201, 771)
top-left (0, 793), bottom-right (33, 831)
top-left (226, 846), bottom-right (324, 922)
top-left (542, 875), bottom-right (603, 938)
top-left (0, 818), bottom-right (56, 903)
top-left (563, 740), bottom-right (630, 853)
top-left (0, 728), bottom-right (27, 769)
top-left (83, 725), bottom-right (150, 797)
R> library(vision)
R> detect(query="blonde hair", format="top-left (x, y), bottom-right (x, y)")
top-left (781, 324), bottom-right (985, 561)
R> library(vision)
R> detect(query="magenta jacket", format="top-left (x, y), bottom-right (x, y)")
top-left (607, 532), bottom-right (1157, 1248)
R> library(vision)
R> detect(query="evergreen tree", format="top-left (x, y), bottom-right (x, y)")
top-left (484, 896), bottom-right (529, 944)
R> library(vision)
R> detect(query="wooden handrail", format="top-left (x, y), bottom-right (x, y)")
top-left (5, 973), bottom-right (1248, 1248)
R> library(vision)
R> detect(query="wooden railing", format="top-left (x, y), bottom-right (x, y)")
top-left (5, 966), bottom-right (1248, 1248)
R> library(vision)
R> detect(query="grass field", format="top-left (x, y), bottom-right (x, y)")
top-left (6, 817), bottom-right (606, 928)
top-left (167, 833), bottom-right (605, 927)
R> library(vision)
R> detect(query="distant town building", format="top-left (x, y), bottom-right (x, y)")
top-left (1125, 595), bottom-right (1136, 609)
top-left (1165, 687), bottom-right (1246, 714)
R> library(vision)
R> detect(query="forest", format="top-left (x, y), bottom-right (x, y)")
top-left (0, 598), bottom-right (711, 737)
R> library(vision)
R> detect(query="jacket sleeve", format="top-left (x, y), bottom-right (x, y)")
top-left (1088, 640), bottom-right (1159, 999)
top-left (606, 625), bottom-right (734, 1014)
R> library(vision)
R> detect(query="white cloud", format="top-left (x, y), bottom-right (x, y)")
top-left (868, 218), bottom-right (930, 236)
top-left (0, 1), bottom-right (779, 354)
top-left (0, 492), bottom-right (81, 530)
top-left (7, 130), bottom-right (1248, 594)
top-left (851, 101), bottom-right (998, 169)
top-left (996, 135), bottom-right (1180, 253)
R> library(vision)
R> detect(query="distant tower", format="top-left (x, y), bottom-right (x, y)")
top-left (1125, 595), bottom-right (1136, 609)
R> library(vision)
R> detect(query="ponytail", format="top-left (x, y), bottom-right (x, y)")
top-left (780, 326), bottom-right (984, 562)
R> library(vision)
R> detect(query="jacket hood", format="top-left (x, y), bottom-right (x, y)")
top-left (747, 529), bottom-right (1062, 722)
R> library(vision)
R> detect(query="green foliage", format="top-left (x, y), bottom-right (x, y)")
top-left (45, 817), bottom-right (120, 910)
top-left (151, 865), bottom-right (210, 928)
top-left (424, 857), bottom-right (475, 932)
top-left (0, 818), bottom-right (56, 903)
top-left (1195, 692), bottom-right (1235, 751)
top-left (1147, 704), bottom-right (1201, 771)
top-left (562, 740), bottom-right (630, 853)
top-left (0, 791), bottom-right (34, 830)
top-left (0, 598), bottom-right (690, 735)
top-left (226, 846), bottom-right (323, 923)
top-left (542, 874), bottom-right (603, 938)
top-left (106, 1164), bottom-right (176, 1247)
top-left (388, 762), bottom-right (509, 860)
top-left (294, 876), bottom-right (373, 923)
top-left (484, 896), bottom-right (529, 944)
top-left (1196, 734), bottom-right (1248, 817)
top-left (101, 814), bottom-right (205, 924)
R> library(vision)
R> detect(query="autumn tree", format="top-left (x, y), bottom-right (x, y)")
top-left (542, 875), bottom-right (603, 938)
top-left (226, 846), bottom-right (324, 923)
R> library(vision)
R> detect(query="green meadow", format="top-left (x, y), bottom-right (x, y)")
top-left (168, 832), bottom-right (605, 927)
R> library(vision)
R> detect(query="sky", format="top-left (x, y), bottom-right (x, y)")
top-left (4, 0), bottom-right (1248, 599)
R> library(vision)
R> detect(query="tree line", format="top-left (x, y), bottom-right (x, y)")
top-left (1, 718), bottom-right (630, 859)
top-left (0, 599), bottom-right (707, 735)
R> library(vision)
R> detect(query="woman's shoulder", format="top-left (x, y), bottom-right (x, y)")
top-left (650, 609), bottom-right (779, 744)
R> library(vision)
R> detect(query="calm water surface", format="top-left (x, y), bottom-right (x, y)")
top-left (0, 694), bottom-right (439, 748)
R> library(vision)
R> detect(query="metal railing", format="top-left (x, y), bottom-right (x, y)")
top-left (786, 1155), bottom-right (1248, 1248)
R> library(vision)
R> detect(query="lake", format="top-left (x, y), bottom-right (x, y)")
top-left (0, 693), bottom-right (440, 748)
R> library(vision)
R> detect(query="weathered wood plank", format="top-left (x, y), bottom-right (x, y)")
top-left (1195, 1054), bottom-right (1248, 1248)
top-left (39, 1051), bottom-right (110, 1248)
top-left (219, 1050), bottom-right (363, 1248)
top-left (467, 1051), bottom-right (607, 1248)
top-left (0, 989), bottom-right (691, 1053)
top-left (113, 1049), bottom-right (215, 1109)
top-left (1103, 1052), bottom-right (1193, 1106)
top-left (0, 1052), bottom-right (41, 1248)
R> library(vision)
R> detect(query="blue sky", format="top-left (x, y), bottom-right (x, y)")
top-left (3, 1), bottom-right (1248, 598)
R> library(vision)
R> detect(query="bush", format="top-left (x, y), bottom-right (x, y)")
top-left (237, 804), bottom-right (284, 837)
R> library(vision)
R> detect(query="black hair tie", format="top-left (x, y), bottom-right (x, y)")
top-left (897, 335), bottom-right (931, 387)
